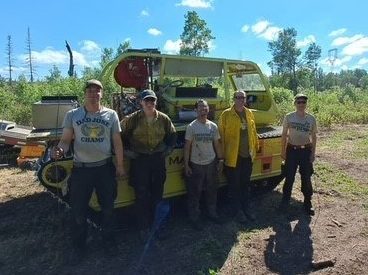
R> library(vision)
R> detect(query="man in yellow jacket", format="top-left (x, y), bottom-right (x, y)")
top-left (219, 90), bottom-right (259, 223)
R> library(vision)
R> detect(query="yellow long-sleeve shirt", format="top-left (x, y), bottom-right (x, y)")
top-left (218, 106), bottom-right (259, 167)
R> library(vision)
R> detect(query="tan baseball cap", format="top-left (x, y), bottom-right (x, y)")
top-left (85, 79), bottom-right (103, 89)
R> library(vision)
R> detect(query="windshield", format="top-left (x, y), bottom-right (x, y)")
top-left (232, 73), bottom-right (266, 91)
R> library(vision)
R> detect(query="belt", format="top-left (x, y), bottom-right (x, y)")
top-left (287, 143), bottom-right (312, 150)
top-left (73, 157), bottom-right (111, 168)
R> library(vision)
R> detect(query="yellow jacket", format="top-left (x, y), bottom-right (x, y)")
top-left (218, 106), bottom-right (259, 167)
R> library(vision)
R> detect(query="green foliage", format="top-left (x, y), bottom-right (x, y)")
top-left (180, 11), bottom-right (215, 56)
top-left (271, 86), bottom-right (368, 127)
top-left (271, 87), bottom-right (294, 124)
top-left (303, 42), bottom-right (321, 70)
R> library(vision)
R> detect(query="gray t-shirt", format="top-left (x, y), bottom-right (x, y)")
top-left (185, 119), bottom-right (220, 165)
top-left (283, 111), bottom-right (317, 145)
top-left (63, 106), bottom-right (121, 163)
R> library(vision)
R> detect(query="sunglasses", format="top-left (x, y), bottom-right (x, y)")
top-left (296, 100), bottom-right (307, 104)
top-left (143, 97), bottom-right (156, 103)
top-left (234, 96), bottom-right (245, 100)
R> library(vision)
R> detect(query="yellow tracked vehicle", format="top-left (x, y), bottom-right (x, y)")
top-left (28, 50), bottom-right (284, 209)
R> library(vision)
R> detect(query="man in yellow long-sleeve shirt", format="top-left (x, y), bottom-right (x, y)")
top-left (219, 90), bottom-right (259, 223)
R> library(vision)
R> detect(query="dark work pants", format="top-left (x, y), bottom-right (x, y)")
top-left (130, 152), bottom-right (166, 230)
top-left (225, 156), bottom-right (253, 215)
top-left (69, 163), bottom-right (117, 249)
top-left (282, 146), bottom-right (314, 202)
top-left (185, 160), bottom-right (218, 221)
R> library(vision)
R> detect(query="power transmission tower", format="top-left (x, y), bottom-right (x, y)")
top-left (6, 35), bottom-right (14, 85)
top-left (328, 48), bottom-right (338, 87)
top-left (328, 48), bottom-right (337, 72)
top-left (25, 27), bottom-right (35, 82)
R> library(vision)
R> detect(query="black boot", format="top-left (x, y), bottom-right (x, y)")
top-left (303, 199), bottom-right (315, 216)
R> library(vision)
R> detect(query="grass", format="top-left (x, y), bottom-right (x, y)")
top-left (318, 126), bottom-right (368, 160)
top-left (314, 162), bottom-right (368, 201)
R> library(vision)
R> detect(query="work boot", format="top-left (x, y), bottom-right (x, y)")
top-left (303, 199), bottom-right (315, 216)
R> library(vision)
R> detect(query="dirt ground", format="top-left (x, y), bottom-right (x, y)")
top-left (0, 125), bottom-right (367, 275)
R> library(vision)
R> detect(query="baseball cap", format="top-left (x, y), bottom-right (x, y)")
top-left (85, 79), bottom-right (103, 89)
top-left (294, 93), bottom-right (308, 100)
top-left (141, 89), bottom-right (157, 100)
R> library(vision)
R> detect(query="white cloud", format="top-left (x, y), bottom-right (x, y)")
top-left (320, 55), bottom-right (352, 67)
top-left (90, 60), bottom-right (100, 67)
top-left (72, 51), bottom-right (89, 67)
top-left (80, 40), bottom-right (101, 53)
top-left (241, 25), bottom-right (249, 33)
top-left (163, 39), bottom-right (182, 54)
top-left (176, 0), bottom-right (213, 8)
top-left (208, 40), bottom-right (216, 52)
top-left (251, 20), bottom-right (270, 35)
top-left (342, 36), bottom-right (368, 56)
top-left (124, 37), bottom-right (131, 42)
top-left (358, 57), bottom-right (368, 65)
top-left (22, 49), bottom-right (67, 64)
top-left (140, 10), bottom-right (149, 16)
top-left (329, 28), bottom-right (347, 37)
top-left (258, 26), bottom-right (281, 41)
top-left (0, 66), bottom-right (27, 76)
top-left (297, 35), bottom-right (316, 48)
top-left (331, 34), bottom-right (364, 46)
top-left (147, 28), bottom-right (162, 36)
top-left (18, 48), bottom-right (90, 67)
top-left (250, 20), bottom-right (281, 41)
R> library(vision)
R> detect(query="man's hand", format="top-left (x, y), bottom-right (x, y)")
top-left (116, 164), bottom-right (126, 178)
top-left (185, 164), bottom-right (192, 177)
top-left (217, 160), bottom-right (224, 174)
top-left (281, 151), bottom-right (286, 160)
top-left (51, 146), bottom-right (64, 160)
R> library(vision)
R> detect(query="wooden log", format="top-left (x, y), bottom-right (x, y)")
top-left (311, 259), bottom-right (335, 270)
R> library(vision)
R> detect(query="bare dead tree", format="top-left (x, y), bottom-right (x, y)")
top-left (6, 35), bottom-right (14, 85)
top-left (65, 40), bottom-right (74, 77)
top-left (25, 27), bottom-right (35, 82)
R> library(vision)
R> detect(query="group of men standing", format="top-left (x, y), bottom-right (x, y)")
top-left (52, 79), bottom-right (317, 263)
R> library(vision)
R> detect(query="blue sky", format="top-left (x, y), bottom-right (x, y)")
top-left (1, 0), bottom-right (367, 80)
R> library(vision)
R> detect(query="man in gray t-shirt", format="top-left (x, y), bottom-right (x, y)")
top-left (280, 93), bottom-right (317, 216)
top-left (184, 99), bottom-right (223, 229)
top-left (52, 79), bottom-right (125, 263)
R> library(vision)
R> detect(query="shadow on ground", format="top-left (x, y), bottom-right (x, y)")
top-left (0, 186), bottom-right (313, 275)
